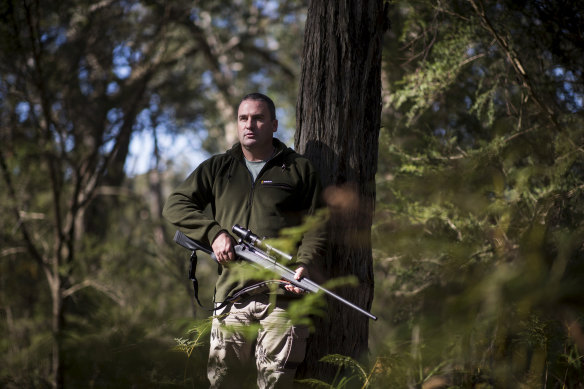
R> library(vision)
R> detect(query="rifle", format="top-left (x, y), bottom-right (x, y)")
top-left (173, 225), bottom-right (377, 321)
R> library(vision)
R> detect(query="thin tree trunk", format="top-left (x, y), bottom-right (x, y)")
top-left (49, 274), bottom-right (64, 389)
top-left (295, 0), bottom-right (388, 381)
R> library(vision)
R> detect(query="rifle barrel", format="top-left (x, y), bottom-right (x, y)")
top-left (235, 245), bottom-right (377, 321)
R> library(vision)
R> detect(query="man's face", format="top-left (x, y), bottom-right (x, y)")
top-left (237, 99), bottom-right (277, 157)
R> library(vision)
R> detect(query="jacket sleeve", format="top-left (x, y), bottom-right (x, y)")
top-left (162, 160), bottom-right (224, 246)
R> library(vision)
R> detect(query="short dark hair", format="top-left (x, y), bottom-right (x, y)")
top-left (240, 93), bottom-right (277, 120)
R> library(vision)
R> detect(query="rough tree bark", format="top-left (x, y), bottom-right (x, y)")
top-left (295, 0), bottom-right (389, 381)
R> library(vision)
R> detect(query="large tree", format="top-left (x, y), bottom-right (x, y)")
top-left (294, 0), bottom-right (389, 380)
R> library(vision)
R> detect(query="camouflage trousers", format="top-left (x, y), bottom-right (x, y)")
top-left (208, 294), bottom-right (309, 389)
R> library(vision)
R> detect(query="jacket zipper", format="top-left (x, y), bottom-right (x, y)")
top-left (245, 149), bottom-right (285, 216)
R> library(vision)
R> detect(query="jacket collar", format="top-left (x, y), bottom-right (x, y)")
top-left (227, 138), bottom-right (289, 162)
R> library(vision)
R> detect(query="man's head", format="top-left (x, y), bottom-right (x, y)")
top-left (239, 93), bottom-right (277, 121)
top-left (237, 93), bottom-right (278, 161)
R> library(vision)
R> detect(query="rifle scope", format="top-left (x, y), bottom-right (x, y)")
top-left (232, 224), bottom-right (293, 261)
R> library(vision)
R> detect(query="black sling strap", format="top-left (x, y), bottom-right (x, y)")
top-left (188, 250), bottom-right (204, 307)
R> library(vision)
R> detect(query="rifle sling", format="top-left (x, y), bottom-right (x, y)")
top-left (188, 250), bottom-right (204, 308)
top-left (213, 280), bottom-right (291, 312)
top-left (188, 248), bottom-right (291, 312)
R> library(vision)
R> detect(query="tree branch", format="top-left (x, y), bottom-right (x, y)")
top-left (467, 0), bottom-right (561, 132)
top-left (0, 148), bottom-right (47, 267)
top-left (62, 279), bottom-right (126, 306)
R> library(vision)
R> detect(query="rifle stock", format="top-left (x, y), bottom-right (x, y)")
top-left (173, 230), bottom-right (213, 255)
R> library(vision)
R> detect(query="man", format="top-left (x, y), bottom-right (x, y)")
top-left (162, 93), bottom-right (326, 388)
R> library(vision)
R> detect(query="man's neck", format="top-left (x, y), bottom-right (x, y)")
top-left (242, 145), bottom-right (275, 162)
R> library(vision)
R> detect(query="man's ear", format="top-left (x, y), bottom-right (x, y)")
top-left (272, 119), bottom-right (278, 133)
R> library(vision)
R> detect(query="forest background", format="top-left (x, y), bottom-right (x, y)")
top-left (1, 0), bottom-right (583, 388)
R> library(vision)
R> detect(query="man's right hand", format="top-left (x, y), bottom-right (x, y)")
top-left (212, 231), bottom-right (236, 265)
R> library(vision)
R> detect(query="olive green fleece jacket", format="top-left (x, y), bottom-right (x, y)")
top-left (162, 138), bottom-right (327, 302)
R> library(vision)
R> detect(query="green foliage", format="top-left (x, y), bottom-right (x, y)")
top-left (174, 316), bottom-right (215, 358)
top-left (371, 0), bottom-right (584, 387)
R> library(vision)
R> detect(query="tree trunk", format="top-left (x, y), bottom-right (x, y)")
top-left (295, 0), bottom-right (388, 381)
top-left (49, 274), bottom-right (64, 389)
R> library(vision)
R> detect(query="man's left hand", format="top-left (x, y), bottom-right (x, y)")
top-left (284, 266), bottom-right (308, 295)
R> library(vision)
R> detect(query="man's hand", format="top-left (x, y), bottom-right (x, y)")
top-left (212, 231), bottom-right (236, 265)
top-left (284, 266), bottom-right (308, 295)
